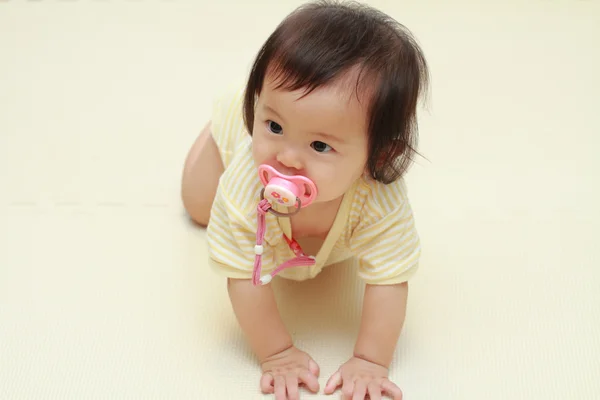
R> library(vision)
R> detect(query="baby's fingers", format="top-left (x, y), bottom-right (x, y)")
top-left (298, 369), bottom-right (320, 393)
top-left (286, 374), bottom-right (300, 400)
top-left (367, 382), bottom-right (382, 400)
top-left (260, 373), bottom-right (274, 394)
top-left (381, 379), bottom-right (403, 400)
top-left (351, 380), bottom-right (367, 400)
top-left (309, 359), bottom-right (320, 377)
top-left (274, 376), bottom-right (287, 400)
top-left (324, 370), bottom-right (342, 395)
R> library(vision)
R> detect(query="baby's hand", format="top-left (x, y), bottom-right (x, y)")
top-left (324, 357), bottom-right (403, 399)
top-left (260, 346), bottom-right (320, 400)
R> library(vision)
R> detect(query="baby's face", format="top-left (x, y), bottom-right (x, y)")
top-left (251, 73), bottom-right (370, 206)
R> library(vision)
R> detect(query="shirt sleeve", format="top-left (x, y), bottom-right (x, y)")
top-left (209, 85), bottom-right (245, 168)
top-left (206, 183), bottom-right (276, 280)
top-left (349, 191), bottom-right (421, 285)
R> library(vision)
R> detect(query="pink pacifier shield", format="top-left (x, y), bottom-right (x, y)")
top-left (258, 164), bottom-right (317, 208)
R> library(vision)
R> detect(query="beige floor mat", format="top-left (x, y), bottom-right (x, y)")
top-left (1, 1), bottom-right (599, 398)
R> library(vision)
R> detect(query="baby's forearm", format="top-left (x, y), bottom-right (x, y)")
top-left (353, 282), bottom-right (409, 367)
top-left (227, 278), bottom-right (293, 363)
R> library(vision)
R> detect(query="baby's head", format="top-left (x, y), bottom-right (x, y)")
top-left (244, 1), bottom-right (429, 204)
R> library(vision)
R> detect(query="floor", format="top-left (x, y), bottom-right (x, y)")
top-left (1, 0), bottom-right (599, 399)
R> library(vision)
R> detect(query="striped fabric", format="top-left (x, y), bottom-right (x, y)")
top-left (206, 86), bottom-right (421, 285)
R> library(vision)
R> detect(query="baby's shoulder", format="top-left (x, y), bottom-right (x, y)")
top-left (346, 176), bottom-right (412, 229)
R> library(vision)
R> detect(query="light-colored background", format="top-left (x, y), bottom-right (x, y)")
top-left (1, 0), bottom-right (599, 399)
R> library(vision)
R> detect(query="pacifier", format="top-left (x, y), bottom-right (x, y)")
top-left (258, 164), bottom-right (317, 214)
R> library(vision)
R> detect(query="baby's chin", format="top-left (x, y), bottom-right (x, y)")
top-left (311, 192), bottom-right (346, 207)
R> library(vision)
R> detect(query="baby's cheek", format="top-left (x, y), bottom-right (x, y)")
top-left (313, 165), bottom-right (340, 196)
top-left (251, 141), bottom-right (266, 164)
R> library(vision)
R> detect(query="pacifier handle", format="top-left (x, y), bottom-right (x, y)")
top-left (259, 188), bottom-right (302, 217)
top-left (258, 164), bottom-right (317, 208)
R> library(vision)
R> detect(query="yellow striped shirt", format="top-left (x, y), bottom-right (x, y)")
top-left (206, 86), bottom-right (421, 285)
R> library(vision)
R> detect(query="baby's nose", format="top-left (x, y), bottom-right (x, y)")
top-left (276, 149), bottom-right (303, 172)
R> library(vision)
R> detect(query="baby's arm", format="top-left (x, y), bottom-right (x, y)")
top-left (228, 278), bottom-right (321, 396)
top-left (227, 278), bottom-right (292, 361)
top-left (326, 182), bottom-right (417, 398)
top-left (325, 283), bottom-right (408, 399)
top-left (353, 282), bottom-right (408, 367)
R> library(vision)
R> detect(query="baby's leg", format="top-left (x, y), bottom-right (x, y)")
top-left (181, 121), bottom-right (224, 226)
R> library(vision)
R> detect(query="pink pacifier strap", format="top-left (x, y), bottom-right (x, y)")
top-left (253, 199), bottom-right (271, 285)
top-left (253, 200), bottom-right (316, 286)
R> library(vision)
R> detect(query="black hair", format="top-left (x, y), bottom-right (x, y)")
top-left (243, 0), bottom-right (429, 184)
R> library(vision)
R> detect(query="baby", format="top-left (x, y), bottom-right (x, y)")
top-left (181, 1), bottom-right (429, 399)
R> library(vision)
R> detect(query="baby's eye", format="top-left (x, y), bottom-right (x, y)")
top-left (267, 120), bottom-right (283, 135)
top-left (311, 141), bottom-right (332, 153)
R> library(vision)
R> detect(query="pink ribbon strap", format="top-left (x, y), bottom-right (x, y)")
top-left (252, 200), bottom-right (316, 286)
